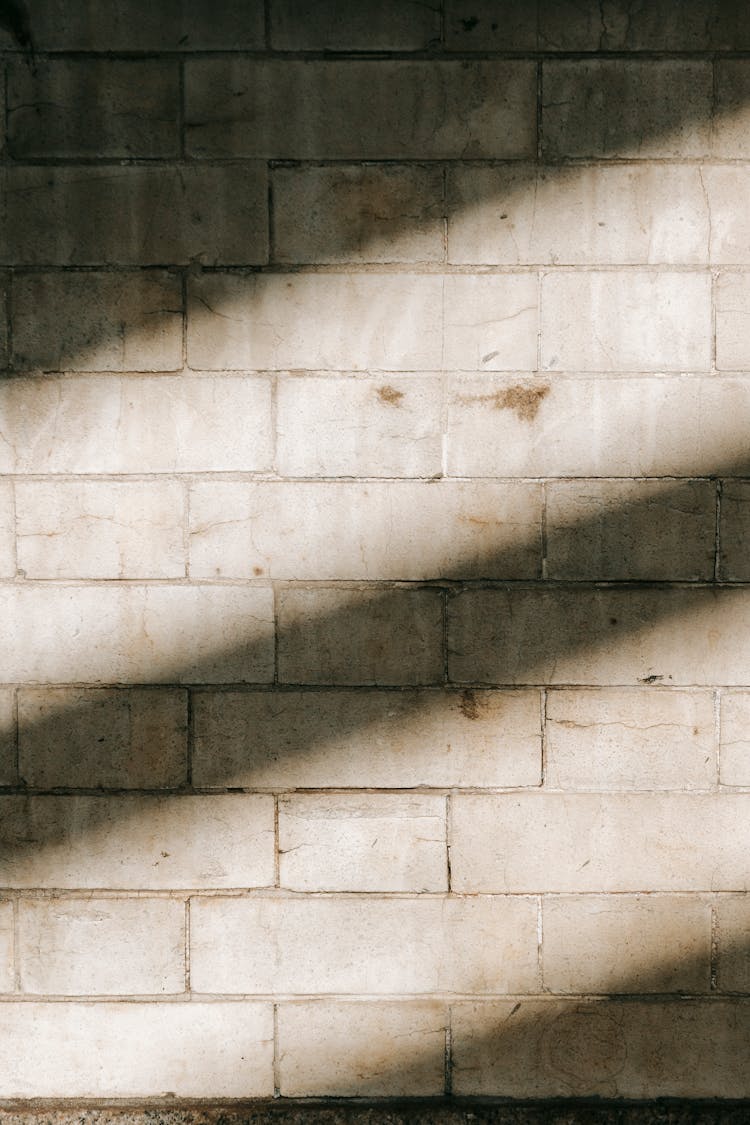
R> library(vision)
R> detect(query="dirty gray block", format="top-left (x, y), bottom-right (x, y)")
top-left (270, 0), bottom-right (441, 50)
top-left (7, 60), bottom-right (180, 159)
top-left (539, 0), bottom-right (750, 50)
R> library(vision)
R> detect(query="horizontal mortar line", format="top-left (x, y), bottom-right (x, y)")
top-left (2, 889), bottom-right (745, 901)
top-left (1, 784), bottom-right (730, 797)
top-left (0, 473), bottom-right (731, 483)
top-left (1, 368), bottom-right (741, 381)
top-left (3, 262), bottom-right (732, 274)
top-left (1, 577), bottom-right (748, 588)
top-left (7, 48), bottom-right (750, 61)
top-left (0, 991), bottom-right (739, 1005)
top-left (4, 680), bottom-right (750, 691)
top-left (13, 154), bottom-right (750, 169)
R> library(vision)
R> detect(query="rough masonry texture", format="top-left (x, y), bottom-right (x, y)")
top-left (1, 0), bottom-right (750, 1113)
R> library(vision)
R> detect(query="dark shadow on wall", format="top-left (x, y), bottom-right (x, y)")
top-left (1, 0), bottom-right (750, 1104)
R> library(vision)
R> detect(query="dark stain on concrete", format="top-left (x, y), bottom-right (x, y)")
top-left (377, 385), bottom-right (405, 407)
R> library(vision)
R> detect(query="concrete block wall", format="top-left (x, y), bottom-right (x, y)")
top-left (1, 0), bottom-right (750, 1103)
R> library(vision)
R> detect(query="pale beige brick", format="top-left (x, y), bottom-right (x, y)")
top-left (716, 272), bottom-right (750, 370)
top-left (0, 375), bottom-right (273, 474)
top-left (720, 481), bottom-right (750, 580)
top-left (191, 895), bottom-right (538, 995)
top-left (272, 165), bottom-right (443, 265)
top-left (16, 480), bottom-right (186, 579)
top-left (279, 795), bottom-right (447, 892)
top-left (448, 587), bottom-right (750, 687)
top-left (703, 166), bottom-right (750, 265)
top-left (189, 481), bottom-right (541, 581)
top-left (545, 689), bottom-right (716, 791)
top-left (713, 62), bottom-right (750, 159)
top-left (545, 480), bottom-right (716, 580)
top-left (0, 480), bottom-right (14, 576)
top-left (542, 60), bottom-right (712, 159)
top-left (13, 273), bottom-right (183, 373)
top-left (452, 999), bottom-right (750, 1097)
top-left (715, 896), bottom-right (750, 991)
top-left (539, 0), bottom-right (750, 50)
top-left (27, 0), bottom-right (265, 50)
top-left (278, 1002), bottom-right (446, 1097)
top-left (4, 165), bottom-right (268, 267)
top-left (186, 60), bottom-right (535, 159)
top-left (0, 1001), bottom-right (273, 1097)
top-left (8, 60), bottom-right (180, 158)
top-left (541, 272), bottom-right (711, 372)
top-left (542, 896), bottom-right (711, 994)
top-left (445, 375), bottom-right (750, 479)
top-left (270, 0), bottom-right (440, 50)
top-left (0, 688), bottom-right (14, 786)
top-left (18, 688), bottom-right (187, 789)
top-left (451, 793), bottom-right (750, 893)
top-left (18, 899), bottom-right (185, 995)
top-left (443, 275), bottom-right (538, 371)
top-left (445, 1), bottom-right (537, 49)
top-left (188, 273), bottom-right (442, 371)
top-left (0, 586), bottom-right (274, 684)
top-left (0, 795), bottom-right (274, 889)
top-left (192, 688), bottom-right (542, 789)
top-left (276, 375), bottom-right (442, 478)
top-left (448, 165), bottom-right (709, 266)
top-left (720, 692), bottom-right (750, 786)
top-left (0, 902), bottom-right (13, 992)
top-left (277, 587), bottom-right (443, 686)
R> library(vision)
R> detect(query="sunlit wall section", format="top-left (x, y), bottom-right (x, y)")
top-left (0, 0), bottom-right (749, 1102)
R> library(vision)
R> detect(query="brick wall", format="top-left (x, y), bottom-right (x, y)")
top-left (1, 0), bottom-right (750, 1103)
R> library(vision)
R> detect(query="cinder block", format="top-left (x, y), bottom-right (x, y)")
top-left (714, 62), bottom-right (750, 158)
top-left (0, 375), bottom-right (274, 474)
top-left (0, 902), bottom-right (13, 992)
top-left (270, 0), bottom-right (440, 50)
top-left (278, 1001), bottom-right (447, 1096)
top-left (702, 166), bottom-right (750, 264)
top-left (16, 480), bottom-right (186, 579)
top-left (720, 692), bottom-right (750, 786)
top-left (443, 275), bottom-right (538, 371)
top-left (188, 273), bottom-right (442, 371)
top-left (452, 999), bottom-right (750, 1097)
top-left (12, 273), bottom-right (183, 373)
top-left (278, 794), bottom-right (447, 892)
top-left (445, 1), bottom-right (537, 49)
top-left (716, 272), bottom-right (750, 369)
top-left (448, 165), bottom-right (709, 266)
top-left (188, 480), bottom-right (541, 580)
top-left (545, 479), bottom-right (716, 580)
top-left (445, 375), bottom-right (750, 478)
top-left (0, 1001), bottom-right (273, 1097)
top-left (272, 165), bottom-right (444, 264)
top-left (191, 894), bottom-right (539, 994)
top-left (714, 896), bottom-right (750, 991)
top-left (0, 688), bottom-right (15, 786)
top-left (25, 0), bottom-right (265, 50)
top-left (541, 60), bottom-right (712, 159)
top-left (719, 481), bottom-right (750, 580)
top-left (539, 0), bottom-right (750, 50)
top-left (18, 898), bottom-right (185, 995)
top-left (541, 272), bottom-right (711, 372)
top-left (450, 793), bottom-right (750, 892)
top-left (0, 481), bottom-right (14, 576)
top-left (186, 60), bottom-right (536, 159)
top-left (8, 60), bottom-right (180, 158)
top-left (0, 795), bottom-right (275, 889)
top-left (0, 586), bottom-right (274, 684)
top-left (192, 688), bottom-right (542, 789)
top-left (545, 688), bottom-right (716, 791)
top-left (277, 587), bottom-right (443, 685)
top-left (18, 688), bottom-right (187, 789)
top-left (276, 375), bottom-right (443, 478)
top-left (448, 586), bottom-right (750, 687)
top-left (4, 165), bottom-right (269, 266)
top-left (542, 895), bottom-right (711, 993)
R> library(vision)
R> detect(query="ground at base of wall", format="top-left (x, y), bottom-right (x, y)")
top-left (0, 1103), bottom-right (749, 1125)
